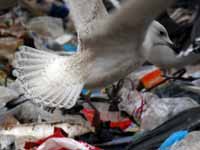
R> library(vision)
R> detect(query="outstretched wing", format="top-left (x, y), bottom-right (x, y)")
top-left (13, 46), bottom-right (85, 108)
top-left (84, 0), bottom-right (175, 53)
top-left (66, 0), bottom-right (174, 54)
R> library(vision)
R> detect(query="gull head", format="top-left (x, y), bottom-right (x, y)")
top-left (143, 21), bottom-right (173, 50)
top-left (142, 21), bottom-right (179, 69)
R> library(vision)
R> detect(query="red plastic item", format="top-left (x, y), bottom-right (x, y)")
top-left (24, 127), bottom-right (68, 150)
top-left (110, 118), bottom-right (132, 130)
top-left (82, 108), bottom-right (132, 130)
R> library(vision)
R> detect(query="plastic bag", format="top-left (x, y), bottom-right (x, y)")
top-left (141, 97), bottom-right (199, 130)
top-left (118, 88), bottom-right (158, 116)
top-left (28, 16), bottom-right (65, 50)
top-left (28, 16), bottom-right (64, 39)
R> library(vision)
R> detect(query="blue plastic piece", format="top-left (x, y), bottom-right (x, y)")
top-left (159, 130), bottom-right (189, 150)
top-left (63, 44), bottom-right (77, 52)
top-left (81, 89), bottom-right (88, 95)
top-left (81, 89), bottom-right (101, 96)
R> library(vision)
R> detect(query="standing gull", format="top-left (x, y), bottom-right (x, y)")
top-left (13, 0), bottom-right (175, 108)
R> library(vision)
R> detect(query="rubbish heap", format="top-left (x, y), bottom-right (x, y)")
top-left (0, 0), bottom-right (199, 150)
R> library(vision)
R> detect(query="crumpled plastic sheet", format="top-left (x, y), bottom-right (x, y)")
top-left (28, 16), bottom-right (64, 39)
top-left (171, 131), bottom-right (200, 150)
top-left (118, 87), bottom-right (199, 130)
top-left (27, 16), bottom-right (65, 50)
top-left (118, 88), bottom-right (158, 116)
top-left (141, 97), bottom-right (199, 130)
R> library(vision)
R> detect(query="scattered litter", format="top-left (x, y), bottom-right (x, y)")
top-left (159, 130), bottom-right (189, 150)
top-left (0, 122), bottom-right (92, 139)
top-left (141, 97), bottom-right (199, 130)
top-left (171, 131), bottom-right (200, 150)
top-left (0, 0), bottom-right (199, 150)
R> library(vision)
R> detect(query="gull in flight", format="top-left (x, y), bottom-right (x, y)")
top-left (13, 0), bottom-right (175, 108)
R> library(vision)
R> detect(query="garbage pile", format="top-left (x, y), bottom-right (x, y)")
top-left (0, 0), bottom-right (199, 150)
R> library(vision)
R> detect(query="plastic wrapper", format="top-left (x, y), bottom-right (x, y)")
top-left (171, 131), bottom-right (200, 150)
top-left (28, 16), bottom-right (64, 39)
top-left (27, 16), bottom-right (65, 50)
top-left (141, 97), bottom-right (199, 131)
top-left (83, 101), bottom-right (125, 122)
top-left (118, 88), bottom-right (158, 116)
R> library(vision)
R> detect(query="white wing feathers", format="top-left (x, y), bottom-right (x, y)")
top-left (13, 46), bottom-right (84, 108)
top-left (65, 0), bottom-right (108, 39)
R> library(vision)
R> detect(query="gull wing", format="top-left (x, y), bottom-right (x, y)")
top-left (65, 0), bottom-right (108, 39)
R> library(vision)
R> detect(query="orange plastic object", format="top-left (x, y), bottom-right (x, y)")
top-left (141, 69), bottom-right (165, 89)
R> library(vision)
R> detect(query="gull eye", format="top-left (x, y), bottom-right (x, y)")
top-left (159, 31), bottom-right (166, 37)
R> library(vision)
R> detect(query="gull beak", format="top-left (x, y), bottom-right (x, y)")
top-left (167, 41), bottom-right (180, 54)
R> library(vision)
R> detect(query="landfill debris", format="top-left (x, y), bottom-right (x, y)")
top-left (25, 127), bottom-right (100, 150)
top-left (126, 107), bottom-right (200, 150)
top-left (141, 97), bottom-right (199, 130)
top-left (119, 86), bottom-right (199, 130)
top-left (0, 0), bottom-right (199, 150)
top-left (159, 130), bottom-right (189, 150)
top-left (0, 122), bottom-right (92, 139)
top-left (27, 16), bottom-right (65, 50)
top-left (153, 80), bottom-right (200, 102)
top-left (171, 131), bottom-right (200, 150)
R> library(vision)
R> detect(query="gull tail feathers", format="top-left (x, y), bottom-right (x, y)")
top-left (13, 46), bottom-right (84, 109)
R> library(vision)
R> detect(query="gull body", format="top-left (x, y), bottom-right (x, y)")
top-left (13, 0), bottom-right (174, 108)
